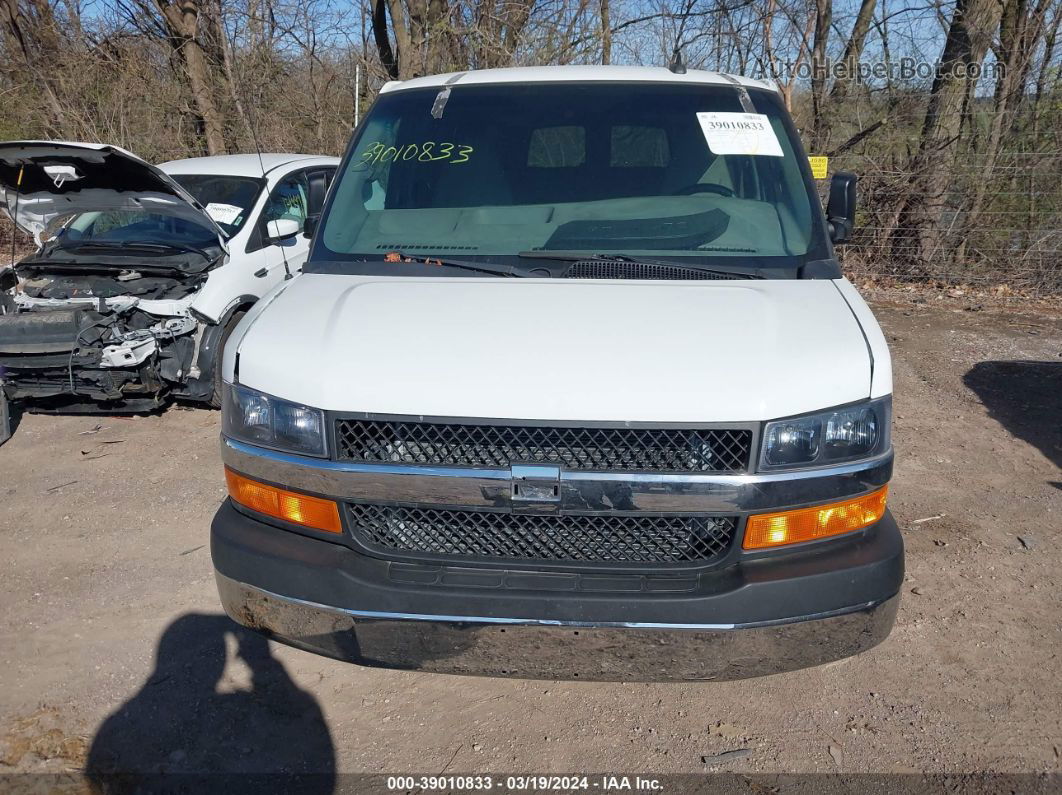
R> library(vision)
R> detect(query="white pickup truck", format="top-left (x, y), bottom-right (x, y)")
top-left (212, 65), bottom-right (901, 681)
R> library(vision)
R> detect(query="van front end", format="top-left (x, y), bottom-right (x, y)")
top-left (212, 399), bottom-right (900, 681)
top-left (209, 65), bottom-right (902, 681)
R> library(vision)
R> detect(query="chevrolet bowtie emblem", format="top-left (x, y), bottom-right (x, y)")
top-left (510, 464), bottom-right (561, 514)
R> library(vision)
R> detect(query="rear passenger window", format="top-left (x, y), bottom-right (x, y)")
top-left (528, 126), bottom-right (585, 168)
top-left (611, 126), bottom-right (669, 167)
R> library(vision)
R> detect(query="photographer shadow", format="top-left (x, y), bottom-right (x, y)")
top-left (963, 360), bottom-right (1062, 482)
top-left (85, 613), bottom-right (335, 793)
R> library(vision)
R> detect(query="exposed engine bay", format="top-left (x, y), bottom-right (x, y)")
top-left (0, 266), bottom-right (210, 411)
top-left (18, 268), bottom-right (200, 301)
top-left (0, 141), bottom-right (234, 413)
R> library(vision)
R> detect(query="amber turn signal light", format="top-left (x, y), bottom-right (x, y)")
top-left (744, 486), bottom-right (888, 550)
top-left (225, 467), bottom-right (342, 534)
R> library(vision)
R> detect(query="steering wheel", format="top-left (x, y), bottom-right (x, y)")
top-left (673, 183), bottom-right (734, 197)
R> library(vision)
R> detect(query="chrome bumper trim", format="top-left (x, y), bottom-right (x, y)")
top-left (220, 577), bottom-right (891, 630)
top-left (217, 572), bottom-right (900, 681)
top-left (221, 437), bottom-right (892, 513)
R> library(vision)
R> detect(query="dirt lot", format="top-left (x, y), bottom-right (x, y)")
top-left (0, 290), bottom-right (1060, 788)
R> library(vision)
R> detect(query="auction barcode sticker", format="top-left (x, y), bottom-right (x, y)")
top-left (205, 202), bottom-right (243, 225)
top-left (697, 112), bottom-right (783, 157)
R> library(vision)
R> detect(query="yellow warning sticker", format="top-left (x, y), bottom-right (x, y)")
top-left (809, 156), bottom-right (828, 179)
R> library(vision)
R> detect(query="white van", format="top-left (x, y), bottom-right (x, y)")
top-left (211, 66), bottom-right (900, 681)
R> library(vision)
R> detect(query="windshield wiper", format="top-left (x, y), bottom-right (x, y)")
top-left (378, 252), bottom-right (542, 278)
top-left (121, 241), bottom-right (215, 260)
top-left (517, 251), bottom-right (759, 279)
top-left (66, 240), bottom-right (215, 261)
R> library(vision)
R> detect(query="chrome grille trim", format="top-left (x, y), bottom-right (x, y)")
top-left (221, 438), bottom-right (893, 515)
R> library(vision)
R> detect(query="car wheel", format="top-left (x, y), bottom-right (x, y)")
top-left (209, 309), bottom-right (247, 409)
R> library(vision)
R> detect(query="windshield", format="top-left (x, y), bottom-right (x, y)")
top-left (314, 82), bottom-right (826, 272)
top-left (43, 208), bottom-right (221, 253)
top-left (171, 174), bottom-right (264, 238)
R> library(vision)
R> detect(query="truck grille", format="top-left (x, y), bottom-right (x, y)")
top-left (346, 504), bottom-right (737, 565)
top-left (335, 420), bottom-right (752, 473)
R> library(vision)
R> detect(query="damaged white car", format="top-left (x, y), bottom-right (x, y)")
top-left (0, 142), bottom-right (338, 424)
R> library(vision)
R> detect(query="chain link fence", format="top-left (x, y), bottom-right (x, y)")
top-left (812, 106), bottom-right (1061, 296)
top-left (836, 158), bottom-right (1061, 294)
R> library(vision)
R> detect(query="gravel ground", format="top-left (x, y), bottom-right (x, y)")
top-left (0, 291), bottom-right (1059, 790)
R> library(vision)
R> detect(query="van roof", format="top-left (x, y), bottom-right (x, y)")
top-left (380, 65), bottom-right (776, 95)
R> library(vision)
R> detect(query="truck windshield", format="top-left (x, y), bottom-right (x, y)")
top-left (314, 82), bottom-right (825, 271)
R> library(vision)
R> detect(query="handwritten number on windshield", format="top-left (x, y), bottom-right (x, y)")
top-left (359, 142), bottom-right (473, 165)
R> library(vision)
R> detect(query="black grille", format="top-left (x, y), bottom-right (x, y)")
top-left (335, 420), bottom-right (752, 473)
top-left (347, 503), bottom-right (737, 565)
top-left (563, 260), bottom-right (754, 280)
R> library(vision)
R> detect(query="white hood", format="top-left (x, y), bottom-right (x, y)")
top-left (233, 274), bottom-right (875, 423)
top-left (0, 141), bottom-right (226, 247)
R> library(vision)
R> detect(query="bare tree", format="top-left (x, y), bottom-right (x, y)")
top-left (808, 0), bottom-right (831, 146)
top-left (889, 0), bottom-right (1001, 269)
top-left (0, 0), bottom-right (68, 131)
top-left (600, 0), bottom-right (610, 62)
top-left (154, 0), bottom-right (228, 153)
top-left (829, 0), bottom-right (878, 99)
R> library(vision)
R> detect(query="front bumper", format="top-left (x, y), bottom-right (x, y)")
top-left (212, 501), bottom-right (903, 681)
top-left (0, 353), bottom-right (167, 411)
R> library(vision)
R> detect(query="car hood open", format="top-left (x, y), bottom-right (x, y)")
top-left (0, 141), bottom-right (226, 247)
top-left (233, 274), bottom-right (874, 423)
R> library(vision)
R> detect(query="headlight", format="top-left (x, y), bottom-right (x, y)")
top-left (760, 397), bottom-right (890, 470)
top-left (222, 384), bottom-right (327, 457)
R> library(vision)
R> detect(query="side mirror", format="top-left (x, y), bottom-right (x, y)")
top-left (0, 267), bottom-right (17, 292)
top-left (826, 171), bottom-right (858, 244)
top-left (266, 218), bottom-right (301, 242)
top-left (303, 214), bottom-right (319, 240)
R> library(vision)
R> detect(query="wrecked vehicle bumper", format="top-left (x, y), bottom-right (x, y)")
top-left (211, 500), bottom-right (903, 681)
top-left (0, 140), bottom-right (232, 413)
top-left (0, 301), bottom-right (212, 411)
